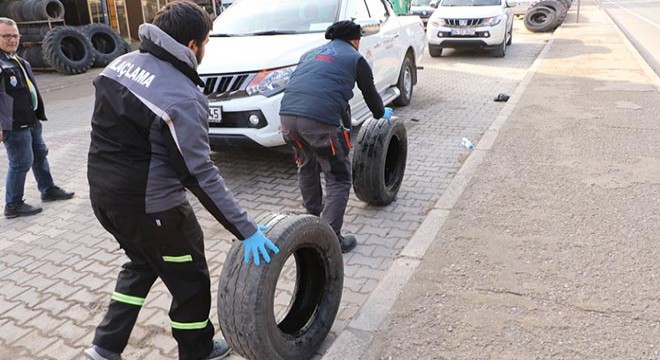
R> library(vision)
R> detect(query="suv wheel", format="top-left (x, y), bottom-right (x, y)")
top-left (429, 46), bottom-right (443, 57)
top-left (492, 39), bottom-right (506, 57)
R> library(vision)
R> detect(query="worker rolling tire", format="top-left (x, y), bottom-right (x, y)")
top-left (217, 214), bottom-right (344, 360)
top-left (42, 26), bottom-right (95, 75)
top-left (352, 117), bottom-right (407, 206)
top-left (83, 23), bottom-right (127, 67)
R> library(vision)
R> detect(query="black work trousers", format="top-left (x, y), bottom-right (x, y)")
top-left (280, 115), bottom-right (352, 237)
top-left (91, 202), bottom-right (214, 360)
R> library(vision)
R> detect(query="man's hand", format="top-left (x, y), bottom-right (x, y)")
top-left (242, 226), bottom-right (280, 266)
top-left (382, 107), bottom-right (393, 122)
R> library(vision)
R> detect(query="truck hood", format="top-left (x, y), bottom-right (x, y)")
top-left (435, 5), bottom-right (502, 18)
top-left (198, 33), bottom-right (326, 74)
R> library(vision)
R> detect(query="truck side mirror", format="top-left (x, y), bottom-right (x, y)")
top-left (353, 18), bottom-right (381, 36)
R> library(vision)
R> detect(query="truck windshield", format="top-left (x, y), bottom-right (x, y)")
top-left (441, 0), bottom-right (501, 5)
top-left (211, 0), bottom-right (340, 36)
top-left (412, 0), bottom-right (433, 5)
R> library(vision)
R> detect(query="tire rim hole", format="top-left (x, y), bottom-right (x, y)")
top-left (275, 248), bottom-right (326, 335)
top-left (92, 34), bottom-right (116, 54)
top-left (383, 136), bottom-right (404, 189)
top-left (60, 37), bottom-right (85, 61)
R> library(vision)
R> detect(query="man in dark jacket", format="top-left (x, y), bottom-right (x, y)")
top-left (279, 20), bottom-right (393, 253)
top-left (85, 2), bottom-right (278, 360)
top-left (0, 17), bottom-right (74, 219)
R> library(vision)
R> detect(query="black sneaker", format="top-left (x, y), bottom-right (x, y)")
top-left (41, 186), bottom-right (75, 202)
top-left (4, 201), bottom-right (42, 219)
top-left (338, 234), bottom-right (357, 253)
top-left (83, 345), bottom-right (122, 360)
top-left (205, 338), bottom-right (230, 359)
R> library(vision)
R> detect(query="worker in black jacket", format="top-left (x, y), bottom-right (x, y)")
top-left (0, 17), bottom-right (75, 219)
top-left (279, 20), bottom-right (393, 253)
top-left (84, 2), bottom-right (278, 360)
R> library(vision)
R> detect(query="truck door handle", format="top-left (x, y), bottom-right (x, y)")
top-left (387, 34), bottom-right (401, 40)
top-left (374, 42), bottom-right (382, 48)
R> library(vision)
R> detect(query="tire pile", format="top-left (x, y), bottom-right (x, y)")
top-left (0, 0), bottom-right (131, 74)
top-left (523, 0), bottom-right (571, 32)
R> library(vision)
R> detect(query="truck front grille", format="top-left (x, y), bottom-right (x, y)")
top-left (201, 74), bottom-right (250, 97)
top-left (444, 18), bottom-right (486, 27)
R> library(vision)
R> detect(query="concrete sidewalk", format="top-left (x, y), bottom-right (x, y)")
top-left (324, 1), bottom-right (660, 358)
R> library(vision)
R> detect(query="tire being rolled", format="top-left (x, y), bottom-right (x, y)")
top-left (352, 117), bottom-right (408, 206)
top-left (217, 214), bottom-right (344, 360)
top-left (83, 23), bottom-right (127, 67)
top-left (42, 26), bottom-right (95, 75)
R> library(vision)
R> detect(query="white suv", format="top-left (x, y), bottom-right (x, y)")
top-left (426, 0), bottom-right (515, 57)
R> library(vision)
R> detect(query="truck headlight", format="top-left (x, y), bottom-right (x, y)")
top-left (246, 65), bottom-right (296, 97)
top-left (430, 18), bottom-right (444, 27)
top-left (483, 15), bottom-right (502, 26)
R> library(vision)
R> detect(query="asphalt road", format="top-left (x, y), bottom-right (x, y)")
top-left (598, 0), bottom-right (660, 75)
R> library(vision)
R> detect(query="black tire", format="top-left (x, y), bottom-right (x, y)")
top-left (5, 0), bottom-right (65, 21)
top-left (392, 55), bottom-right (414, 106)
top-left (492, 40), bottom-right (506, 57)
top-left (17, 45), bottom-right (47, 68)
top-left (42, 26), bottom-right (95, 75)
top-left (352, 117), bottom-right (408, 206)
top-left (83, 23), bottom-right (126, 67)
top-left (524, 6), bottom-right (558, 32)
top-left (29, 0), bottom-right (65, 20)
top-left (429, 45), bottom-right (443, 57)
top-left (217, 214), bottom-right (343, 360)
top-left (506, 22), bottom-right (513, 45)
top-left (530, 0), bottom-right (567, 27)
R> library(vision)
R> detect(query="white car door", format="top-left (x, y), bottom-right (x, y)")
top-left (344, 0), bottom-right (384, 118)
top-left (364, 0), bottom-right (400, 87)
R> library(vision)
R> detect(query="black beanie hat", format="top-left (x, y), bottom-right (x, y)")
top-left (325, 20), bottom-right (361, 41)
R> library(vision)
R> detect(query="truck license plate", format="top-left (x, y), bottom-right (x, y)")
top-left (451, 29), bottom-right (476, 36)
top-left (209, 106), bottom-right (223, 123)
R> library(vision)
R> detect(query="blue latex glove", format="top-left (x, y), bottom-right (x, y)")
top-left (242, 226), bottom-right (279, 266)
top-left (382, 107), bottom-right (394, 122)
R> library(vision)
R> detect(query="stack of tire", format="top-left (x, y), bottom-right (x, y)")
top-left (0, 0), bottom-right (130, 74)
top-left (523, 0), bottom-right (570, 32)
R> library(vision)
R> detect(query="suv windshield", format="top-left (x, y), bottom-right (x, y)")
top-left (440, 0), bottom-right (500, 6)
top-left (412, 0), bottom-right (433, 5)
top-left (212, 0), bottom-right (339, 36)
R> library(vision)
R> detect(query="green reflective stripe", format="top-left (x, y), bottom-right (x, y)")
top-left (111, 292), bottom-right (145, 306)
top-left (171, 319), bottom-right (209, 330)
top-left (162, 255), bottom-right (193, 263)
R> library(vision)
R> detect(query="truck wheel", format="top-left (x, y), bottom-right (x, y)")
top-left (392, 55), bottom-right (414, 106)
top-left (217, 214), bottom-right (343, 360)
top-left (42, 26), bottom-right (95, 75)
top-left (492, 40), bottom-right (506, 57)
top-left (429, 46), bottom-right (443, 57)
top-left (352, 117), bottom-right (407, 206)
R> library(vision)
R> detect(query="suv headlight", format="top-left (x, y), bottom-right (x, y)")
top-left (246, 65), bottom-right (296, 97)
top-left (483, 15), bottom-right (502, 26)
top-left (429, 18), bottom-right (445, 27)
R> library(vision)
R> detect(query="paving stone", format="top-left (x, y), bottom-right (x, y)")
top-left (0, 320), bottom-right (32, 343)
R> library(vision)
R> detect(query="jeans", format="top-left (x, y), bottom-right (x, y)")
top-left (3, 121), bottom-right (54, 205)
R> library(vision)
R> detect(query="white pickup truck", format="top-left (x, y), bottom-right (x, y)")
top-left (197, 0), bottom-right (426, 148)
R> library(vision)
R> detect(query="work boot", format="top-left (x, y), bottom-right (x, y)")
top-left (83, 345), bottom-right (122, 360)
top-left (204, 338), bottom-right (231, 359)
top-left (4, 201), bottom-right (42, 219)
top-left (41, 186), bottom-right (75, 202)
top-left (338, 234), bottom-right (357, 253)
